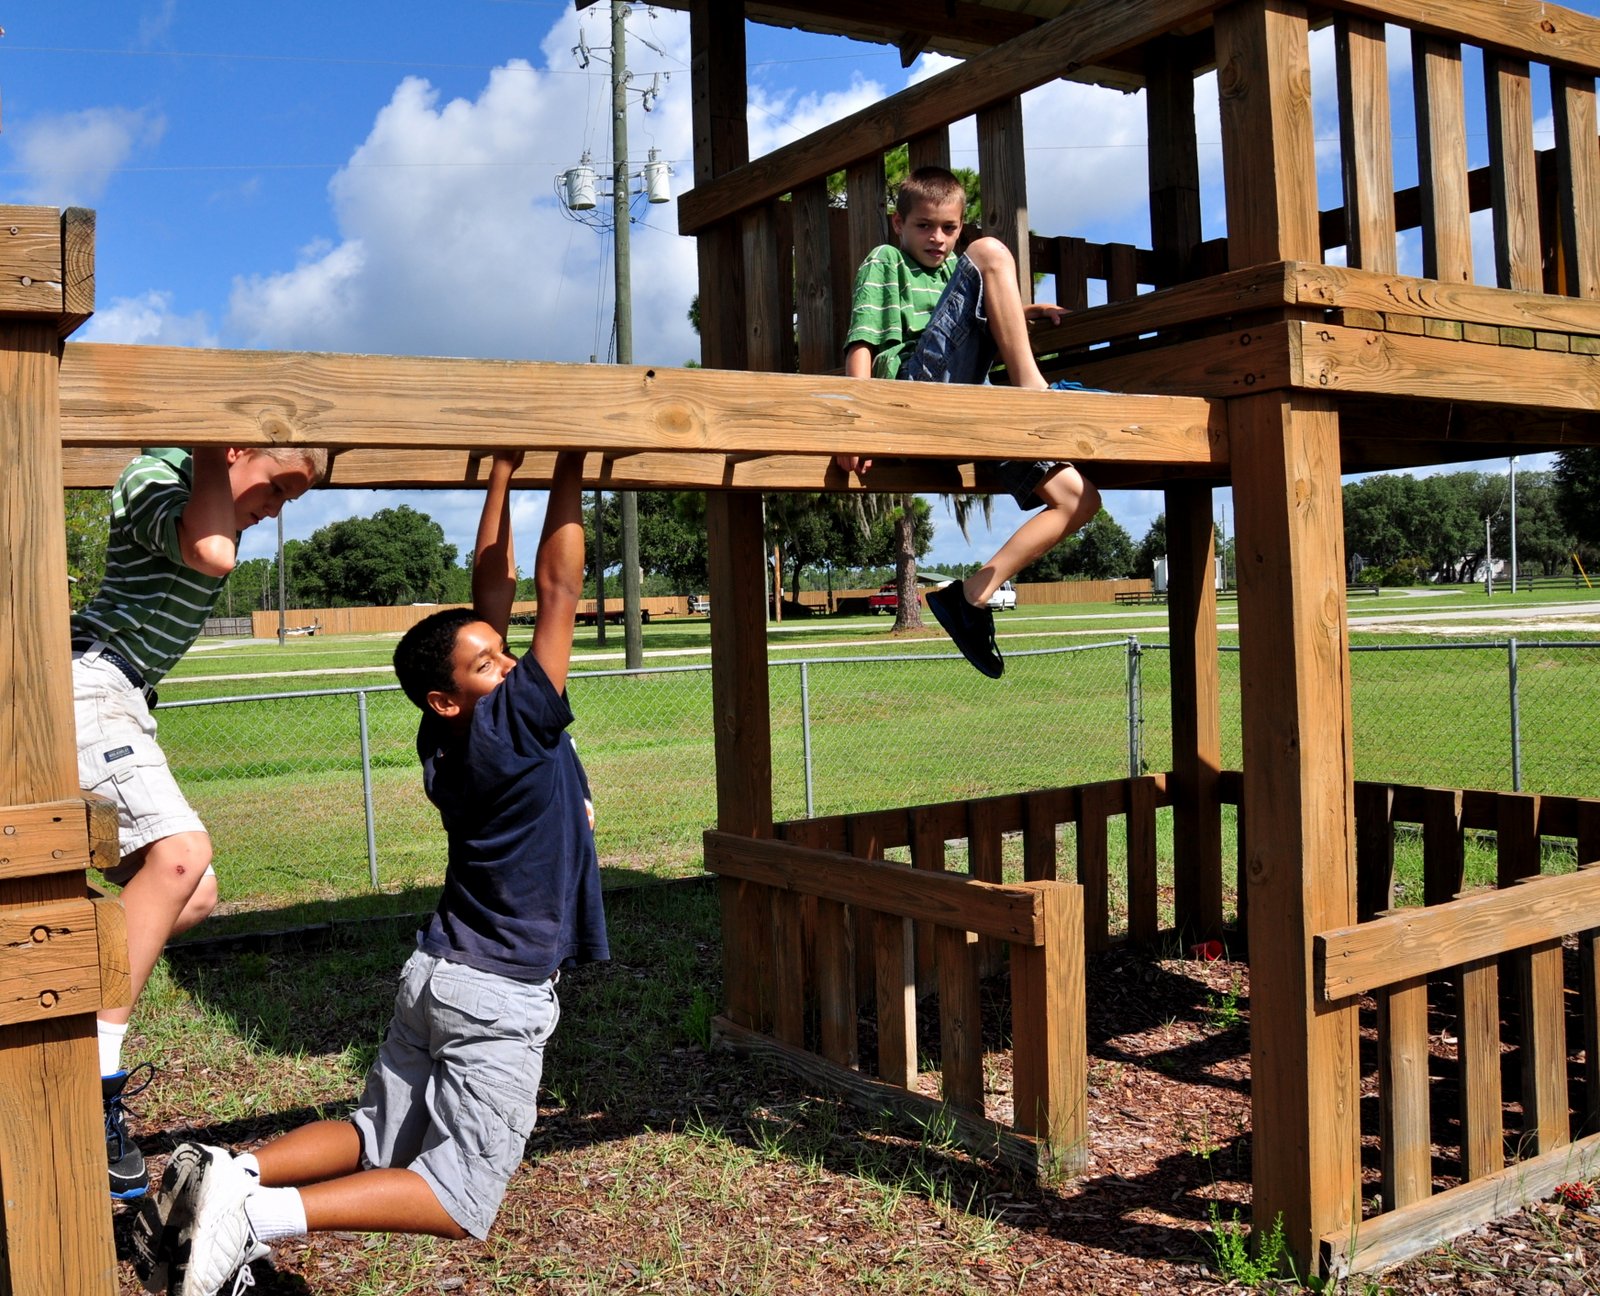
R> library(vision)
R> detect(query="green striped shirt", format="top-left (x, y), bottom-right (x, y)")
top-left (844, 243), bottom-right (954, 379)
top-left (72, 448), bottom-right (229, 685)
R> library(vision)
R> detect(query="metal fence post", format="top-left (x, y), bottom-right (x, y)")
top-left (357, 689), bottom-right (380, 889)
top-left (800, 659), bottom-right (815, 818)
top-left (1126, 636), bottom-right (1143, 778)
top-left (1508, 636), bottom-right (1522, 792)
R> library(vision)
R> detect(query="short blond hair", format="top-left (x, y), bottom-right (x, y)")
top-left (259, 446), bottom-right (334, 485)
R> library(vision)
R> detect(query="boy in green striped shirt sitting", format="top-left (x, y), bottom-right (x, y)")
top-left (73, 445), bottom-right (331, 1200)
top-left (839, 166), bottom-right (1103, 678)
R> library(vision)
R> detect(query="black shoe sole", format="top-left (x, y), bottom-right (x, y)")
top-left (131, 1148), bottom-right (203, 1293)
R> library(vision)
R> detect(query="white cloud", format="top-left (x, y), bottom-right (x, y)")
top-left (7, 107), bottom-right (166, 205)
top-left (228, 12), bottom-right (703, 368)
top-left (747, 74), bottom-right (889, 158)
top-left (78, 291), bottom-right (218, 348)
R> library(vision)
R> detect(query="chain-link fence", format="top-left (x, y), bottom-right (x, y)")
top-left (153, 638), bottom-right (1600, 921)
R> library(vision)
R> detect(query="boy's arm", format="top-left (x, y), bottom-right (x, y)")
top-left (834, 343), bottom-right (876, 474)
top-left (531, 452), bottom-right (586, 695)
top-left (177, 448), bottom-right (242, 577)
top-left (472, 451), bottom-right (524, 641)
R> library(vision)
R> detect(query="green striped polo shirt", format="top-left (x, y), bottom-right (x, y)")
top-left (843, 243), bottom-right (955, 379)
top-left (72, 448), bottom-right (230, 685)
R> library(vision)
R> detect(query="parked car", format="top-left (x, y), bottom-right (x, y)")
top-left (987, 580), bottom-right (1018, 611)
top-left (868, 583), bottom-right (899, 614)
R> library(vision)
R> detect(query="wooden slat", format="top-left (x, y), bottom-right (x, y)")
top-left (976, 96), bottom-right (1030, 294)
top-left (937, 927), bottom-right (983, 1113)
top-left (1126, 776), bottom-right (1159, 945)
top-left (742, 203), bottom-right (785, 376)
top-left (1293, 321), bottom-right (1600, 411)
top-left (1378, 975), bottom-right (1432, 1210)
top-left (844, 156), bottom-right (887, 273)
top-left (873, 910), bottom-right (917, 1088)
top-left (704, 832), bottom-right (1047, 945)
top-left (1421, 787), bottom-right (1465, 908)
top-left (1214, 0), bottom-right (1321, 268)
top-left (1010, 883), bottom-right (1087, 1176)
top-left (906, 128), bottom-right (950, 174)
top-left (815, 896), bottom-right (857, 1068)
top-left (1021, 788), bottom-right (1064, 883)
top-left (58, 343), bottom-right (1229, 468)
top-left (1412, 35), bottom-right (1474, 284)
top-left (1145, 35), bottom-right (1203, 287)
top-left (1459, 955), bottom-right (1505, 1181)
top-left (1166, 486), bottom-right (1223, 942)
top-left (1553, 69), bottom-right (1600, 299)
top-left (770, 885), bottom-right (806, 1046)
top-left (1355, 781), bottom-right (1395, 922)
top-left (90, 891), bottom-right (129, 1012)
top-left (689, 0), bottom-right (748, 375)
top-left (792, 180), bottom-right (836, 375)
top-left (1333, 17), bottom-right (1397, 272)
top-left (1076, 783), bottom-right (1112, 952)
top-left (675, 0), bottom-right (1219, 235)
top-left (0, 801), bottom-right (93, 881)
top-left (1319, 865), bottom-right (1600, 1000)
top-left (1105, 243), bottom-right (1139, 303)
top-left (1316, 0), bottom-right (1600, 71)
top-left (1484, 55), bottom-right (1542, 292)
top-left (1323, 1129), bottom-right (1600, 1277)
top-left (909, 805), bottom-right (947, 997)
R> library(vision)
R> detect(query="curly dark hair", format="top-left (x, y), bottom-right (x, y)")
top-left (393, 608), bottom-right (479, 709)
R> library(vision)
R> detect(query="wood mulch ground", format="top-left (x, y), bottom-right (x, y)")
top-left (115, 937), bottom-right (1600, 1294)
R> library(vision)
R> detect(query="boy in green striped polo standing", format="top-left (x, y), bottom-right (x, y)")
top-left (72, 445), bottom-right (331, 1200)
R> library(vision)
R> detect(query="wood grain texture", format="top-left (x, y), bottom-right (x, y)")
top-left (1378, 975), bottom-right (1432, 1210)
top-left (0, 207), bottom-right (68, 314)
top-left (1553, 69), bottom-right (1600, 299)
top-left (1010, 883), bottom-right (1087, 1176)
top-left (704, 832), bottom-right (1048, 944)
top-left (873, 910), bottom-right (918, 1088)
top-left (937, 927), bottom-right (984, 1112)
top-left (0, 900), bottom-right (102, 1027)
top-left (1484, 55), bottom-right (1541, 292)
top-left (57, 343), bottom-right (1228, 468)
top-left (1316, 0), bottom-right (1600, 68)
top-left (676, 0), bottom-right (1218, 235)
top-left (0, 802), bottom-right (94, 881)
top-left (976, 96), bottom-right (1030, 294)
top-left (1412, 34), bottom-right (1474, 283)
top-left (1333, 17), bottom-right (1397, 273)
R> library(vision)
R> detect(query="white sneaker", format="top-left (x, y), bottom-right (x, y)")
top-left (170, 1144), bottom-right (270, 1296)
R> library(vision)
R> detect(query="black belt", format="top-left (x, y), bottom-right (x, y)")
top-left (72, 638), bottom-right (158, 707)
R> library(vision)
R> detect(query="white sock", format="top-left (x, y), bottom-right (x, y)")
top-left (97, 1020), bottom-right (128, 1077)
top-left (243, 1186), bottom-right (308, 1243)
top-left (235, 1151), bottom-right (262, 1178)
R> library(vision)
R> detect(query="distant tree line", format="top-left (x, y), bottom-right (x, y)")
top-left (59, 449), bottom-right (1600, 613)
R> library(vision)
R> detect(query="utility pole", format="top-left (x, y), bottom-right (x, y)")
top-left (277, 510), bottom-right (287, 646)
top-left (1509, 455), bottom-right (1519, 595)
top-left (612, 0), bottom-right (643, 669)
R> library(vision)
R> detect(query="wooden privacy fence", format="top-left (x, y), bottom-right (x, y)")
top-left (1314, 784), bottom-right (1600, 1274)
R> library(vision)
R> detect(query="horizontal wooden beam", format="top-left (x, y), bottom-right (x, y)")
top-left (1291, 261), bottom-right (1600, 332)
top-left (1318, 0), bottom-right (1600, 71)
top-left (703, 830), bottom-right (1052, 944)
top-left (1322, 1128), bottom-right (1600, 1276)
top-left (0, 802), bottom-right (92, 881)
top-left (1294, 319), bottom-right (1600, 409)
top-left (58, 342), bottom-right (1227, 469)
top-left (1317, 863), bottom-right (1600, 1001)
top-left (0, 900), bottom-right (104, 1028)
top-left (676, 0), bottom-right (1217, 235)
top-left (1057, 323), bottom-right (1299, 398)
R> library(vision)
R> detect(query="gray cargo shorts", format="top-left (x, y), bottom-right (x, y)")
top-left (351, 949), bottom-right (561, 1239)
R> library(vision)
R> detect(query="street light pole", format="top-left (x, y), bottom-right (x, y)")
top-left (1509, 455), bottom-right (1519, 595)
top-left (611, 0), bottom-right (644, 669)
top-left (277, 510), bottom-right (287, 646)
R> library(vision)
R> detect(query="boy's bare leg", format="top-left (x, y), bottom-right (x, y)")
top-left (254, 1121), bottom-right (468, 1238)
top-left (99, 830), bottom-right (214, 1025)
top-left (963, 467), bottom-right (1101, 606)
top-left (964, 238), bottom-right (1049, 390)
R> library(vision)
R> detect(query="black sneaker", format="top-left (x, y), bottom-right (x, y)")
top-left (927, 582), bottom-right (1004, 678)
top-left (104, 1063), bottom-right (154, 1200)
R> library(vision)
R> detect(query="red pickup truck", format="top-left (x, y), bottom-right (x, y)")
top-left (869, 583), bottom-right (915, 614)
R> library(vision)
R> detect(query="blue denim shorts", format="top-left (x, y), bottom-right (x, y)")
top-left (352, 950), bottom-right (561, 1239)
top-left (899, 253), bottom-right (1059, 511)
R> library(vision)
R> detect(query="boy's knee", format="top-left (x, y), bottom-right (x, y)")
top-left (964, 236), bottom-right (1015, 274)
top-left (146, 832), bottom-right (214, 894)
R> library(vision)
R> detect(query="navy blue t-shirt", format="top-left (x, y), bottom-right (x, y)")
top-left (416, 651), bottom-right (609, 982)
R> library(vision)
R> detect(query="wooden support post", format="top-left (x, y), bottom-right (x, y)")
top-left (1145, 35), bottom-right (1202, 287)
top-left (1552, 69), bottom-right (1600, 299)
top-left (0, 207), bottom-right (118, 1293)
top-left (1412, 33), bottom-right (1473, 284)
top-left (792, 180), bottom-right (836, 375)
top-left (1333, 16), bottom-right (1397, 273)
top-left (1484, 54), bottom-right (1541, 292)
top-left (1012, 883), bottom-right (1087, 1177)
top-left (1164, 485), bottom-right (1222, 941)
top-left (975, 95), bottom-right (1030, 297)
top-left (1232, 391), bottom-right (1360, 1273)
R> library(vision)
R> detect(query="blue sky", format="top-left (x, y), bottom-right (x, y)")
top-left (7, 2), bottom-right (1596, 572)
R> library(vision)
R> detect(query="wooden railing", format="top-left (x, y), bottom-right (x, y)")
top-left (679, 0), bottom-right (1600, 396)
top-left (1312, 783), bottom-right (1600, 1274)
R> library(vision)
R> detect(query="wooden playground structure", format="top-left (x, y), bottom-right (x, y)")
top-left (7, 0), bottom-right (1600, 1287)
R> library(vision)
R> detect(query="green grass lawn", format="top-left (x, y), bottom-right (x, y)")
top-left (150, 589), bottom-right (1600, 938)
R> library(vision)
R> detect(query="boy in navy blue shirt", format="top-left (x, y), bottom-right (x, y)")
top-left (133, 450), bottom-right (608, 1296)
